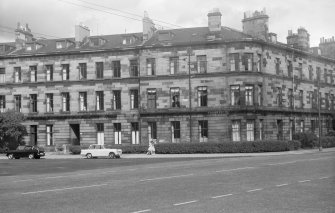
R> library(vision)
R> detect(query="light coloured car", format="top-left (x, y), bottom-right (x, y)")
top-left (81, 144), bottom-right (122, 159)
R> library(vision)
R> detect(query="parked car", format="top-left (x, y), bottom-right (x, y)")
top-left (81, 144), bottom-right (122, 159)
top-left (6, 145), bottom-right (45, 159)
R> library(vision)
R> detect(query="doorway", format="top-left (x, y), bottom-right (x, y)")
top-left (70, 124), bottom-right (80, 145)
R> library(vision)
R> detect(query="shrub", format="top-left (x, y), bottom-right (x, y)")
top-left (109, 145), bottom-right (148, 154)
top-left (325, 130), bottom-right (335, 137)
top-left (69, 145), bottom-right (81, 154)
top-left (292, 132), bottom-right (318, 148)
top-left (321, 136), bottom-right (335, 148)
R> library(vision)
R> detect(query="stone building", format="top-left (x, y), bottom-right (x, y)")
top-left (0, 9), bottom-right (334, 149)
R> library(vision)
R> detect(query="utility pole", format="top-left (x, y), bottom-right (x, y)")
top-left (187, 47), bottom-right (193, 143)
top-left (317, 70), bottom-right (322, 151)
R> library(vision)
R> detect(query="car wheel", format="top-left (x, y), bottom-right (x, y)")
top-left (86, 153), bottom-right (92, 159)
top-left (7, 154), bottom-right (14, 160)
top-left (35, 156), bottom-right (40, 159)
top-left (15, 157), bottom-right (20, 159)
top-left (109, 152), bottom-right (115, 159)
top-left (28, 154), bottom-right (35, 159)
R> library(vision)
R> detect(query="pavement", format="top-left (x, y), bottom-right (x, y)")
top-left (1, 147), bottom-right (334, 159)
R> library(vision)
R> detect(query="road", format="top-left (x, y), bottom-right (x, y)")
top-left (0, 152), bottom-right (334, 213)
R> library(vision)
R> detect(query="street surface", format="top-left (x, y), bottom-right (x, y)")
top-left (0, 152), bottom-right (334, 213)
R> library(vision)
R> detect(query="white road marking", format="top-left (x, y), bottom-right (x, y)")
top-left (131, 209), bottom-right (151, 213)
top-left (139, 174), bottom-right (194, 182)
top-left (298, 180), bottom-right (311, 183)
top-left (215, 167), bottom-right (255, 173)
top-left (173, 200), bottom-right (198, 206)
top-left (247, 188), bottom-right (263, 193)
top-left (21, 183), bottom-right (108, 195)
top-left (266, 161), bottom-right (297, 166)
top-left (319, 176), bottom-right (329, 179)
top-left (211, 193), bottom-right (233, 199)
top-left (276, 183), bottom-right (289, 187)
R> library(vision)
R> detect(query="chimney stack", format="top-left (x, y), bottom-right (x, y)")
top-left (75, 24), bottom-right (90, 47)
top-left (15, 22), bottom-right (34, 49)
top-left (207, 8), bottom-right (222, 32)
top-left (242, 8), bottom-right (269, 40)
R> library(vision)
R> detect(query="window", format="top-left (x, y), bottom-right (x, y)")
top-left (96, 91), bottom-right (104, 111)
top-left (298, 63), bottom-right (303, 79)
top-left (30, 125), bottom-right (37, 146)
top-left (56, 41), bottom-right (63, 49)
top-left (298, 120), bottom-right (304, 133)
top-left (170, 57), bottom-right (179, 74)
top-left (146, 58), bottom-right (155, 75)
top-left (277, 120), bottom-right (283, 140)
top-left (114, 123), bottom-right (122, 144)
top-left (14, 67), bottom-right (21, 83)
top-left (257, 54), bottom-right (262, 72)
top-left (331, 94), bottom-right (335, 110)
top-left (247, 120), bottom-right (255, 141)
top-left (112, 90), bottom-right (121, 110)
top-left (230, 85), bottom-right (240, 106)
top-left (171, 88), bottom-right (180, 108)
top-left (299, 90), bottom-right (303, 109)
top-left (62, 93), bottom-right (70, 112)
top-left (311, 120), bottom-right (316, 134)
top-left (147, 89), bottom-right (156, 109)
top-left (130, 60), bottom-right (138, 77)
top-left (329, 70), bottom-right (333, 84)
top-left (46, 93), bottom-right (53, 113)
top-left (199, 120), bottom-right (208, 142)
top-left (316, 67), bottom-right (321, 81)
top-left (62, 64), bottom-right (69, 81)
top-left (0, 95), bottom-right (5, 112)
top-left (277, 87), bottom-right (283, 106)
top-left (97, 123), bottom-right (104, 145)
top-left (232, 120), bottom-right (240, 142)
top-left (79, 92), bottom-right (87, 111)
top-left (325, 93), bottom-right (330, 110)
top-left (242, 53), bottom-right (253, 71)
top-left (14, 95), bottom-right (21, 112)
top-left (259, 120), bottom-right (264, 140)
top-left (287, 61), bottom-right (293, 78)
top-left (131, 122), bottom-right (139, 145)
top-left (130, 89), bottom-right (139, 109)
top-left (113, 61), bottom-right (121, 78)
top-left (197, 55), bottom-right (207, 73)
top-left (46, 125), bottom-right (53, 146)
top-left (29, 94), bottom-right (37, 113)
top-left (308, 65), bottom-right (313, 80)
top-left (79, 63), bottom-right (87, 79)
top-left (29, 66), bottom-right (37, 82)
top-left (0, 68), bottom-right (5, 83)
top-left (289, 120), bottom-right (294, 140)
top-left (275, 58), bottom-right (280, 75)
top-left (197, 86), bottom-right (207, 107)
top-left (171, 121), bottom-right (181, 143)
top-left (245, 85), bottom-right (254, 106)
top-left (312, 90), bottom-right (317, 109)
top-left (324, 69), bottom-right (328, 83)
top-left (288, 89), bottom-right (293, 108)
top-left (46, 65), bottom-right (53, 81)
top-left (229, 53), bottom-right (239, 71)
top-left (257, 85), bottom-right (263, 106)
top-left (148, 122), bottom-right (157, 141)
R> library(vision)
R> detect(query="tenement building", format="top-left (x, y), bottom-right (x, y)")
top-left (0, 9), bottom-right (334, 149)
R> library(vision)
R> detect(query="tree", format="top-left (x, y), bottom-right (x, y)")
top-left (0, 110), bottom-right (27, 150)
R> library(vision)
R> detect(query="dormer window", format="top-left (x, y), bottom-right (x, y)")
top-left (90, 37), bottom-right (106, 46)
top-left (35, 43), bottom-right (42, 50)
top-left (122, 36), bottom-right (137, 45)
top-left (56, 41), bottom-right (63, 49)
top-left (26, 45), bottom-right (32, 51)
top-left (158, 31), bottom-right (174, 41)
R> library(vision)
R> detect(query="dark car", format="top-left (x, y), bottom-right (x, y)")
top-left (6, 145), bottom-right (45, 159)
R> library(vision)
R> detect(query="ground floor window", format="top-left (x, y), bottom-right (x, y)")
top-left (171, 121), bottom-right (181, 143)
top-left (246, 120), bottom-right (255, 141)
top-left (148, 122), bottom-right (157, 141)
top-left (131, 122), bottom-right (139, 145)
top-left (199, 120), bottom-right (208, 142)
top-left (97, 123), bottom-right (104, 145)
top-left (277, 120), bottom-right (283, 140)
top-left (232, 120), bottom-right (241, 141)
top-left (114, 123), bottom-right (121, 144)
top-left (259, 120), bottom-right (264, 140)
top-left (30, 125), bottom-right (37, 146)
top-left (46, 125), bottom-right (53, 146)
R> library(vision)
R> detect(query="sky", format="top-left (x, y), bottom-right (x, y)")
top-left (0, 0), bottom-right (334, 47)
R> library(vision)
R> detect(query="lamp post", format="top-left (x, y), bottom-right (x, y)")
top-left (187, 47), bottom-right (193, 143)
top-left (317, 70), bottom-right (322, 151)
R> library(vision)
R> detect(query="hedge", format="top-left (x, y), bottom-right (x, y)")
top-left (321, 137), bottom-right (335, 148)
top-left (110, 140), bottom-right (301, 154)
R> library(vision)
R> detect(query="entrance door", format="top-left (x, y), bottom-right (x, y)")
top-left (70, 124), bottom-right (80, 145)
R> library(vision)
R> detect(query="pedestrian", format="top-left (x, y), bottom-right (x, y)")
top-left (147, 139), bottom-right (156, 155)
